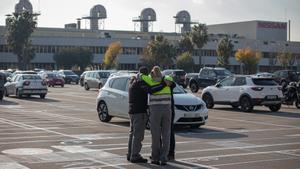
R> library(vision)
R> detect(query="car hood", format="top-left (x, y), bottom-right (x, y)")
top-left (174, 93), bottom-right (204, 105)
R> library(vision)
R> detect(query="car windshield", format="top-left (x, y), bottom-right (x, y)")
top-left (215, 69), bottom-right (232, 76)
top-left (252, 78), bottom-right (277, 86)
top-left (22, 75), bottom-right (42, 80)
top-left (173, 84), bottom-right (187, 94)
top-left (64, 71), bottom-right (76, 75)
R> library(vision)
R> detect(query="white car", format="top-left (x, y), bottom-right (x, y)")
top-left (201, 75), bottom-right (283, 112)
top-left (4, 74), bottom-right (48, 99)
top-left (96, 74), bottom-right (208, 128)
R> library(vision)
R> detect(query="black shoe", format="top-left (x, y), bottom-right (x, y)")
top-left (130, 157), bottom-right (148, 163)
top-left (160, 161), bottom-right (167, 165)
top-left (151, 160), bottom-right (160, 165)
top-left (168, 154), bottom-right (175, 161)
top-left (126, 154), bottom-right (130, 161)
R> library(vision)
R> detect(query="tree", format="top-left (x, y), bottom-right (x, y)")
top-left (277, 52), bottom-right (295, 69)
top-left (176, 52), bottom-right (194, 72)
top-left (235, 48), bottom-right (262, 74)
top-left (6, 11), bottom-right (37, 70)
top-left (191, 24), bottom-right (208, 66)
top-left (103, 41), bottom-right (122, 69)
top-left (141, 35), bottom-right (176, 69)
top-left (54, 47), bottom-right (93, 70)
top-left (216, 36), bottom-right (234, 68)
top-left (178, 33), bottom-right (193, 54)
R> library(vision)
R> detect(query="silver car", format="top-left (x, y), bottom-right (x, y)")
top-left (96, 74), bottom-right (208, 128)
top-left (4, 74), bottom-right (48, 99)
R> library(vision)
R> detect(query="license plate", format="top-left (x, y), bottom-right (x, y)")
top-left (267, 95), bottom-right (277, 99)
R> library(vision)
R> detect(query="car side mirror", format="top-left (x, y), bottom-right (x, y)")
top-left (6, 77), bottom-right (11, 82)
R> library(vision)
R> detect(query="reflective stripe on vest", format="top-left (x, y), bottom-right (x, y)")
top-left (149, 94), bottom-right (171, 105)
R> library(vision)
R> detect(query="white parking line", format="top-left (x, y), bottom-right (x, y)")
top-left (211, 157), bottom-right (297, 167)
top-left (179, 149), bottom-right (300, 162)
top-left (211, 117), bottom-right (300, 128)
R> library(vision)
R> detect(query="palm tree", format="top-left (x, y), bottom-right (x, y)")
top-left (216, 36), bottom-right (234, 68)
top-left (190, 24), bottom-right (208, 67)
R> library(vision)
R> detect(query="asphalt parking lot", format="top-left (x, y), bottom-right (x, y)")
top-left (0, 85), bottom-right (299, 169)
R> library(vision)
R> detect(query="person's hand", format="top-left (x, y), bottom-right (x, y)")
top-left (164, 80), bottom-right (172, 86)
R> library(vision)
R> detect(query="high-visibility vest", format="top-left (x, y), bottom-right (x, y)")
top-left (141, 75), bottom-right (173, 105)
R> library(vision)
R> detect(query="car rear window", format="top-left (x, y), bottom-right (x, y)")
top-left (252, 78), bottom-right (277, 86)
top-left (23, 75), bottom-right (42, 80)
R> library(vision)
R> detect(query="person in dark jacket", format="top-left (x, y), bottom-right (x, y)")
top-left (168, 81), bottom-right (176, 160)
top-left (127, 66), bottom-right (166, 163)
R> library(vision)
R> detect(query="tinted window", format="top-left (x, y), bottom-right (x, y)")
top-left (174, 71), bottom-right (186, 76)
top-left (252, 78), bottom-right (277, 86)
top-left (111, 77), bottom-right (128, 91)
top-left (98, 72), bottom-right (110, 78)
top-left (22, 75), bottom-right (42, 80)
top-left (64, 71), bottom-right (75, 75)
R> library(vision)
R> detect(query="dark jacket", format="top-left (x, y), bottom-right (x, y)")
top-left (128, 74), bottom-right (166, 114)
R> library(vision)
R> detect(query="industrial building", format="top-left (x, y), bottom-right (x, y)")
top-left (0, 0), bottom-right (300, 73)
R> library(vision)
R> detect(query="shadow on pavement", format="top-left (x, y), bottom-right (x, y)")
top-left (9, 96), bottom-right (61, 102)
top-left (0, 99), bottom-right (19, 105)
top-left (135, 160), bottom-right (207, 169)
top-left (175, 126), bottom-right (248, 140)
top-left (214, 107), bottom-right (300, 119)
top-left (110, 121), bottom-right (130, 127)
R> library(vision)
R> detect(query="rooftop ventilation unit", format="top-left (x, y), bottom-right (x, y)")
top-left (82, 5), bottom-right (107, 30)
top-left (174, 10), bottom-right (197, 33)
top-left (133, 8), bottom-right (156, 32)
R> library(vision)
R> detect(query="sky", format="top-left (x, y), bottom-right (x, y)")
top-left (0, 0), bottom-right (299, 41)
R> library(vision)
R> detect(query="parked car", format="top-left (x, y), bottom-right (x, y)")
top-left (96, 74), bottom-right (208, 128)
top-left (0, 72), bottom-right (5, 100)
top-left (4, 74), bottom-right (48, 99)
top-left (84, 70), bottom-right (116, 90)
top-left (201, 75), bottom-right (283, 112)
top-left (40, 72), bottom-right (64, 87)
top-left (162, 69), bottom-right (187, 88)
top-left (57, 70), bottom-right (79, 84)
top-left (79, 71), bottom-right (87, 87)
top-left (185, 73), bottom-right (198, 88)
top-left (273, 70), bottom-right (298, 86)
top-left (8, 70), bottom-right (37, 79)
top-left (189, 67), bottom-right (232, 93)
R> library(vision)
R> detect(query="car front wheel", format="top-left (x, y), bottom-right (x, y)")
top-left (97, 101), bottom-right (112, 122)
top-left (268, 104), bottom-right (281, 112)
top-left (240, 96), bottom-right (253, 112)
top-left (84, 83), bottom-right (90, 90)
top-left (190, 82), bottom-right (199, 93)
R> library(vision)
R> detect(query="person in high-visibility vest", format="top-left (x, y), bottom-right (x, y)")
top-left (141, 66), bottom-right (173, 165)
top-left (127, 66), bottom-right (167, 163)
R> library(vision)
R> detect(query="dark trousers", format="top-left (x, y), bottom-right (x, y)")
top-left (169, 110), bottom-right (175, 156)
top-left (128, 113), bottom-right (147, 160)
